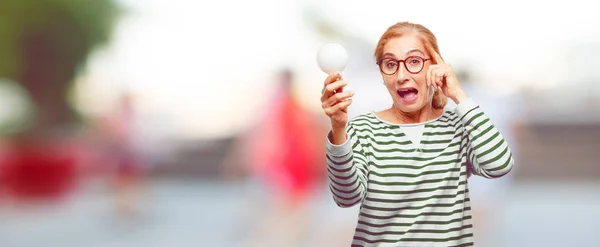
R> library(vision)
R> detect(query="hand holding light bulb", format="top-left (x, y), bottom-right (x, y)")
top-left (317, 43), bottom-right (353, 144)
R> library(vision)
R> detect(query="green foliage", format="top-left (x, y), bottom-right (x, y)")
top-left (0, 0), bottom-right (120, 80)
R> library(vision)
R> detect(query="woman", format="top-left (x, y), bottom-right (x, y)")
top-left (320, 22), bottom-right (514, 246)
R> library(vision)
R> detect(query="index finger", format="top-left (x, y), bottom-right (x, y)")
top-left (426, 44), bottom-right (444, 65)
top-left (324, 72), bottom-right (342, 85)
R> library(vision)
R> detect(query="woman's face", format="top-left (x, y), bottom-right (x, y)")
top-left (380, 33), bottom-right (432, 113)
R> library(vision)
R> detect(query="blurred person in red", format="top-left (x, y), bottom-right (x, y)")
top-left (222, 69), bottom-right (326, 246)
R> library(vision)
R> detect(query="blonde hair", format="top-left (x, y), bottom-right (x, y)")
top-left (374, 22), bottom-right (447, 109)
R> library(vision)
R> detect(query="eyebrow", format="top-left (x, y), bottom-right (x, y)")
top-left (406, 49), bottom-right (425, 56)
top-left (382, 49), bottom-right (426, 59)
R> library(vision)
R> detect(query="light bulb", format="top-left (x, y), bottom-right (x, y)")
top-left (316, 43), bottom-right (348, 74)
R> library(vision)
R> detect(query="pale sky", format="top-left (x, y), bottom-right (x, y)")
top-left (74, 0), bottom-right (600, 139)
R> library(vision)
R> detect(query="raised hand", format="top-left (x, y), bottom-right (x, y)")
top-left (320, 73), bottom-right (354, 144)
top-left (425, 46), bottom-right (469, 104)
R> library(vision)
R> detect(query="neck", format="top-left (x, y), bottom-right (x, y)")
top-left (389, 104), bottom-right (438, 124)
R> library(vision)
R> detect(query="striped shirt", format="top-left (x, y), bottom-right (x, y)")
top-left (325, 98), bottom-right (514, 246)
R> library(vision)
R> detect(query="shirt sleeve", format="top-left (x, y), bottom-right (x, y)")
top-left (325, 123), bottom-right (370, 207)
top-left (455, 98), bottom-right (515, 178)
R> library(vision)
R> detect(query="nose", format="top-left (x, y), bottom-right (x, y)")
top-left (396, 63), bottom-right (410, 84)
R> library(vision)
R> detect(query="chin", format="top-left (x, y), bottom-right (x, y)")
top-left (394, 99), bottom-right (428, 113)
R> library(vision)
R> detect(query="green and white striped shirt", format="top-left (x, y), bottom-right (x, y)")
top-left (325, 98), bottom-right (514, 247)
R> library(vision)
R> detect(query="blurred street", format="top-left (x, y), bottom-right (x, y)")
top-left (1, 178), bottom-right (599, 247)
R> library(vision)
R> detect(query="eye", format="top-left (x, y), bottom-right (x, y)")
top-left (385, 60), bottom-right (398, 69)
top-left (407, 57), bottom-right (423, 66)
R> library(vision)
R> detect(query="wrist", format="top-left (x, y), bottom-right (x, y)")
top-left (331, 120), bottom-right (347, 131)
top-left (450, 89), bottom-right (469, 104)
top-left (330, 125), bottom-right (347, 145)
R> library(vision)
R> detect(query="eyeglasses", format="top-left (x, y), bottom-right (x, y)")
top-left (377, 56), bottom-right (430, 75)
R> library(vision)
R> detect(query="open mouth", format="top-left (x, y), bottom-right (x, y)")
top-left (397, 88), bottom-right (418, 101)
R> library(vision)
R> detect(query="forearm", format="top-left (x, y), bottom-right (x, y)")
top-left (330, 123), bottom-right (347, 145)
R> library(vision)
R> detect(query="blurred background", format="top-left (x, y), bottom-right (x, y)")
top-left (0, 0), bottom-right (599, 246)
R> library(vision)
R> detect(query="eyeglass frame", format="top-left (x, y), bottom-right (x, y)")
top-left (376, 56), bottom-right (431, 75)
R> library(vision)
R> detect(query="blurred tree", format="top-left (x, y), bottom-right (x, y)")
top-left (0, 0), bottom-right (120, 137)
top-left (0, 0), bottom-right (120, 201)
